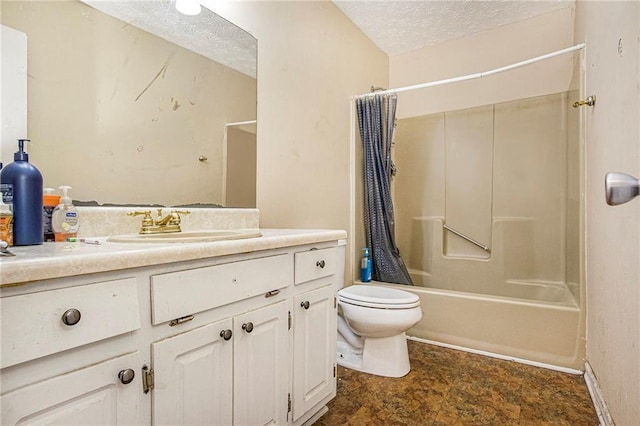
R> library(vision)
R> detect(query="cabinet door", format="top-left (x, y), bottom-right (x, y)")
top-left (233, 300), bottom-right (289, 425)
top-left (292, 285), bottom-right (337, 421)
top-left (152, 318), bottom-right (233, 426)
top-left (1, 351), bottom-right (143, 425)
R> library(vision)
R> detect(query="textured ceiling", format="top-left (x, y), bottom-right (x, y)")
top-left (333, 0), bottom-right (574, 56)
top-left (81, 0), bottom-right (257, 78)
top-left (80, 1), bottom-right (573, 78)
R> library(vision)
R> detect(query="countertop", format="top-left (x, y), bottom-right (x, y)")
top-left (0, 229), bottom-right (347, 287)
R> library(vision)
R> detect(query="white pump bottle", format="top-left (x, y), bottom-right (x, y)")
top-left (51, 186), bottom-right (79, 242)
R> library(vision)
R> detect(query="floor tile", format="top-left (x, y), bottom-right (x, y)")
top-left (317, 341), bottom-right (598, 425)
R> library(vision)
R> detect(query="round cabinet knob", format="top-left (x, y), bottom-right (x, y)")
top-left (301, 301), bottom-right (310, 310)
top-left (316, 260), bottom-right (326, 269)
top-left (220, 329), bottom-right (233, 341)
top-left (61, 309), bottom-right (82, 326)
top-left (242, 322), bottom-right (254, 333)
top-left (118, 369), bottom-right (135, 385)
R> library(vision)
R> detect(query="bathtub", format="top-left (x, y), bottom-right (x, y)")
top-left (364, 279), bottom-right (584, 371)
top-left (371, 216), bottom-right (585, 370)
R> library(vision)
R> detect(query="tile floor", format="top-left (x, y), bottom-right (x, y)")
top-left (317, 341), bottom-right (598, 425)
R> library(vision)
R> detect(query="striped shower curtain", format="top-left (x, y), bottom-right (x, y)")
top-left (356, 94), bottom-right (413, 285)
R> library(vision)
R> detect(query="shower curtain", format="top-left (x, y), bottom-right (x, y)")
top-left (356, 94), bottom-right (413, 285)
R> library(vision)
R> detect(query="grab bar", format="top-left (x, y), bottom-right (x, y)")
top-left (443, 224), bottom-right (491, 253)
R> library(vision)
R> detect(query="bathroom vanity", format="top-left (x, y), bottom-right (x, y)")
top-left (0, 211), bottom-right (346, 426)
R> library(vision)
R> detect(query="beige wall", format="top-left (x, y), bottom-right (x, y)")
top-left (575, 1), bottom-right (640, 424)
top-left (389, 7), bottom-right (577, 118)
top-left (202, 1), bottom-right (388, 281)
top-left (1, 24), bottom-right (27, 165)
top-left (1, 1), bottom-right (256, 206)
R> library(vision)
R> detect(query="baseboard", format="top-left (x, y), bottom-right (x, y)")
top-left (407, 336), bottom-right (584, 375)
top-left (584, 361), bottom-right (614, 426)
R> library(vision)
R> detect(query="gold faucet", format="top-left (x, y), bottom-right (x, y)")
top-left (128, 209), bottom-right (191, 234)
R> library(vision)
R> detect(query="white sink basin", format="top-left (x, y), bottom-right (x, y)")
top-left (107, 230), bottom-right (262, 243)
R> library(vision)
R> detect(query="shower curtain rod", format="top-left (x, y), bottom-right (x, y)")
top-left (353, 43), bottom-right (585, 99)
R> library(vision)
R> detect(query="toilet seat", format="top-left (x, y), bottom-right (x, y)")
top-left (338, 285), bottom-right (420, 309)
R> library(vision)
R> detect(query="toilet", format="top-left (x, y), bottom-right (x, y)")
top-left (336, 284), bottom-right (422, 378)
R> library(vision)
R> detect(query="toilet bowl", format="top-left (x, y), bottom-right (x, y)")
top-left (337, 285), bottom-right (422, 378)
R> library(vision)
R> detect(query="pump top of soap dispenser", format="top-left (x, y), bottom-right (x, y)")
top-left (14, 139), bottom-right (31, 161)
top-left (58, 186), bottom-right (73, 205)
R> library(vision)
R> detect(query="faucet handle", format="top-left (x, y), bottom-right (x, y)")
top-left (168, 210), bottom-right (190, 225)
top-left (127, 210), bottom-right (154, 226)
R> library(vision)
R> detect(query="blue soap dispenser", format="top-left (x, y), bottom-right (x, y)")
top-left (0, 139), bottom-right (43, 245)
top-left (360, 247), bottom-right (372, 282)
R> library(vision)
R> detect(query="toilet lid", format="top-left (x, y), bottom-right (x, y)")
top-left (338, 285), bottom-right (420, 309)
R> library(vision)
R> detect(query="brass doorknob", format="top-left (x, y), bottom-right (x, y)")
top-left (572, 95), bottom-right (596, 108)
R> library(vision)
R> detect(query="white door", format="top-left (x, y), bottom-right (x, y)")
top-left (224, 126), bottom-right (257, 208)
top-left (292, 285), bottom-right (337, 421)
top-left (152, 318), bottom-right (233, 426)
top-left (1, 351), bottom-right (143, 425)
top-left (233, 300), bottom-right (289, 425)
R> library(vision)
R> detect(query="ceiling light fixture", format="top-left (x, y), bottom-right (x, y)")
top-left (175, 0), bottom-right (201, 16)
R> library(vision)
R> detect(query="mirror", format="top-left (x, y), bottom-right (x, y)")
top-left (1, 0), bottom-right (257, 207)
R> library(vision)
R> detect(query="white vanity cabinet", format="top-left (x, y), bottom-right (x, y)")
top-left (292, 285), bottom-right (337, 422)
top-left (151, 301), bottom-right (289, 425)
top-left (1, 351), bottom-right (145, 425)
top-left (149, 252), bottom-right (291, 424)
top-left (291, 247), bottom-right (339, 425)
top-left (0, 277), bottom-right (144, 425)
top-left (151, 318), bottom-right (234, 425)
top-left (232, 300), bottom-right (289, 425)
top-left (1, 235), bottom-right (345, 426)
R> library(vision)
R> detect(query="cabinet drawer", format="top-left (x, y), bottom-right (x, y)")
top-left (1, 351), bottom-right (143, 425)
top-left (1, 278), bottom-right (141, 369)
top-left (294, 248), bottom-right (336, 285)
top-left (151, 254), bottom-right (291, 325)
